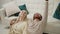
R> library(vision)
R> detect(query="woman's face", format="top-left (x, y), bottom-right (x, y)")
top-left (19, 10), bottom-right (27, 19)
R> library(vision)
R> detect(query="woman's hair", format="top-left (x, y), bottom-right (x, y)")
top-left (33, 13), bottom-right (42, 21)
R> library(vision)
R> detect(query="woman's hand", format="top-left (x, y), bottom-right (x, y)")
top-left (10, 19), bottom-right (17, 26)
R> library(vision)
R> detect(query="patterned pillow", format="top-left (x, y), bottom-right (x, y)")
top-left (3, 1), bottom-right (20, 17)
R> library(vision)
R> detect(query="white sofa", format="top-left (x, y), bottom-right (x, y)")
top-left (0, 0), bottom-right (46, 26)
top-left (0, 0), bottom-right (60, 34)
top-left (0, 8), bottom-right (18, 26)
top-left (0, 1), bottom-right (20, 26)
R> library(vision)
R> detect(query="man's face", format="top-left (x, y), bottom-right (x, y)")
top-left (33, 13), bottom-right (42, 21)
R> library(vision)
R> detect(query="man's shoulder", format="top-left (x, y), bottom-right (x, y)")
top-left (27, 18), bottom-right (33, 22)
top-left (27, 18), bottom-right (32, 21)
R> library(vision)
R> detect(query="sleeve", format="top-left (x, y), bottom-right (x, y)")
top-left (23, 22), bottom-right (27, 34)
top-left (9, 27), bottom-right (14, 34)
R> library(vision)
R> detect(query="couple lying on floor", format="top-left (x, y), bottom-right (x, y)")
top-left (9, 10), bottom-right (44, 34)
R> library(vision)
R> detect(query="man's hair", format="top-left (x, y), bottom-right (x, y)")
top-left (33, 13), bottom-right (42, 21)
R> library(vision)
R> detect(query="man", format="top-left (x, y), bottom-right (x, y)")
top-left (27, 13), bottom-right (43, 34)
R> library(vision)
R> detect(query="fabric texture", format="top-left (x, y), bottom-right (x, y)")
top-left (3, 1), bottom-right (20, 17)
top-left (9, 19), bottom-right (43, 34)
top-left (18, 4), bottom-right (29, 14)
top-left (53, 3), bottom-right (60, 20)
top-left (27, 20), bottom-right (43, 34)
top-left (9, 19), bottom-right (28, 34)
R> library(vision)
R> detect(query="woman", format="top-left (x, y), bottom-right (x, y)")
top-left (27, 13), bottom-right (43, 34)
top-left (9, 10), bottom-right (29, 34)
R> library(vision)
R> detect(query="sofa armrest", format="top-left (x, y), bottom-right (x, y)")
top-left (0, 8), bottom-right (6, 23)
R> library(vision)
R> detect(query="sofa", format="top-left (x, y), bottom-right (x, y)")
top-left (0, 0), bottom-right (60, 34)
top-left (0, 0), bottom-right (46, 26)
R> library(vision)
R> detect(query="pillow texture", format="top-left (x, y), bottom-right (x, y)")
top-left (18, 4), bottom-right (29, 14)
top-left (3, 1), bottom-right (20, 17)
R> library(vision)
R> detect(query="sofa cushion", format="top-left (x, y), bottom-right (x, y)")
top-left (3, 1), bottom-right (20, 17)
